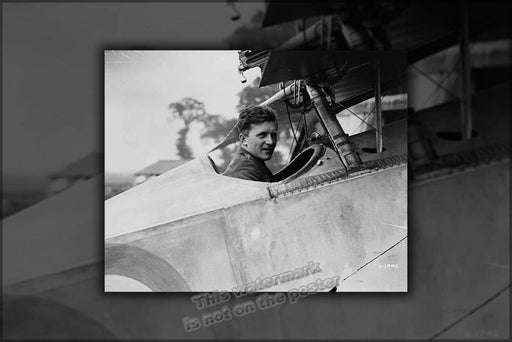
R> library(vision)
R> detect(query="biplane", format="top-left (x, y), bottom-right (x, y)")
top-left (104, 50), bottom-right (408, 292)
top-left (3, 1), bottom-right (509, 339)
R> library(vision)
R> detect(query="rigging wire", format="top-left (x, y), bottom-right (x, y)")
top-left (297, 81), bottom-right (309, 143)
top-left (419, 57), bottom-right (461, 108)
top-left (418, 42), bottom-right (476, 109)
top-left (411, 64), bottom-right (474, 112)
top-left (336, 89), bottom-right (395, 139)
top-left (349, 89), bottom-right (394, 135)
top-left (286, 135), bottom-right (296, 164)
top-left (339, 236), bottom-right (407, 285)
top-left (302, 110), bottom-right (309, 141)
top-left (411, 64), bottom-right (460, 99)
top-left (351, 109), bottom-right (376, 136)
top-left (428, 282), bottom-right (511, 340)
top-left (283, 83), bottom-right (299, 147)
top-left (284, 81), bottom-right (313, 162)
top-left (286, 112), bottom-right (307, 164)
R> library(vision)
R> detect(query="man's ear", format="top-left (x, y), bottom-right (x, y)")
top-left (239, 133), bottom-right (247, 147)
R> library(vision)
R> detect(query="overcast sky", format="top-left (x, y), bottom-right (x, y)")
top-left (2, 2), bottom-right (265, 190)
top-left (105, 50), bottom-right (260, 174)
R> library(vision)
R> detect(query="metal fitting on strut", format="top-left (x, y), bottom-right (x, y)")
top-left (305, 83), bottom-right (362, 170)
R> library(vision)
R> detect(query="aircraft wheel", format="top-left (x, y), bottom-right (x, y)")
top-left (105, 243), bottom-right (191, 292)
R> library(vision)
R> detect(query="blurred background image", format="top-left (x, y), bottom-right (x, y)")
top-left (2, 1), bottom-right (510, 340)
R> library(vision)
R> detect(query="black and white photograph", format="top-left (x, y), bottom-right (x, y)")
top-left (3, 1), bottom-right (509, 339)
top-left (104, 50), bottom-right (408, 292)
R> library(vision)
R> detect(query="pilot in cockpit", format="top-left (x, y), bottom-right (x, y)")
top-left (223, 105), bottom-right (278, 182)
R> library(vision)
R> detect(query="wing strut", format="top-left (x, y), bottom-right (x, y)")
top-left (305, 83), bottom-right (362, 170)
top-left (459, 0), bottom-right (472, 140)
top-left (374, 58), bottom-right (384, 153)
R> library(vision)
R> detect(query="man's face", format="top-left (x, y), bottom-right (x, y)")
top-left (241, 121), bottom-right (278, 161)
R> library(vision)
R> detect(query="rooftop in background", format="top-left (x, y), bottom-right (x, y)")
top-left (105, 173), bottom-right (135, 184)
top-left (51, 152), bottom-right (102, 180)
top-left (134, 160), bottom-right (192, 177)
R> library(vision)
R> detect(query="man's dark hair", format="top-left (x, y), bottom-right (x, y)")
top-left (237, 105), bottom-right (277, 136)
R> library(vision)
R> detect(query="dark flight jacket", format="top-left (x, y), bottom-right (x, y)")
top-left (223, 147), bottom-right (273, 182)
